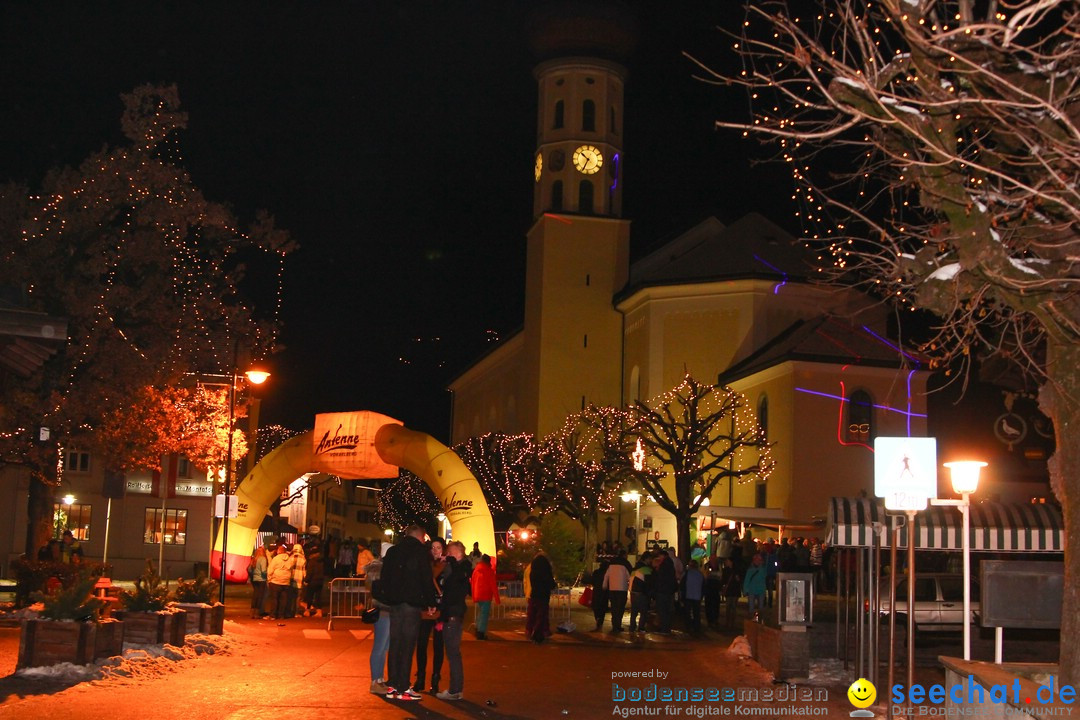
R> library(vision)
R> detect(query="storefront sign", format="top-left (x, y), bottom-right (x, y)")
top-left (126, 478), bottom-right (212, 497)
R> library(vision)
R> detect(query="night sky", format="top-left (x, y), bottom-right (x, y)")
top-left (1, 2), bottom-right (794, 440)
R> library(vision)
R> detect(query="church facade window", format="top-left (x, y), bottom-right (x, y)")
top-left (578, 180), bottom-right (594, 214)
top-left (582, 99), bottom-right (595, 132)
top-left (847, 390), bottom-right (874, 444)
top-left (551, 180), bottom-right (563, 211)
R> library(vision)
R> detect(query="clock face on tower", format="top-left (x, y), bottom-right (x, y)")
top-left (549, 149), bottom-right (565, 172)
top-left (573, 145), bottom-right (603, 174)
top-left (534, 152), bottom-right (543, 182)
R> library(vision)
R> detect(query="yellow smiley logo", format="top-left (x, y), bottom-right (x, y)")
top-left (847, 678), bottom-right (877, 709)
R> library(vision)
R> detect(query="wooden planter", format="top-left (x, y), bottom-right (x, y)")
top-left (172, 603), bottom-right (225, 635)
top-left (113, 610), bottom-right (187, 646)
top-left (17, 618), bottom-right (124, 669)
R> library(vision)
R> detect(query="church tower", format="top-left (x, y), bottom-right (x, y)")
top-left (520, 2), bottom-right (637, 435)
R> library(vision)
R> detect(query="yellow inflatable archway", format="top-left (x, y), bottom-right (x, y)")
top-left (211, 412), bottom-right (496, 583)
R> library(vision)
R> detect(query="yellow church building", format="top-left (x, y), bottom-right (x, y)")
top-left (448, 6), bottom-right (928, 544)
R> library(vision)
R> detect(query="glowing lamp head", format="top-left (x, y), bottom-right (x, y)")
top-left (437, 513), bottom-right (447, 522)
top-left (383, 528), bottom-right (394, 537)
top-left (621, 490), bottom-right (640, 503)
top-left (944, 460), bottom-right (986, 495)
top-left (244, 369), bottom-right (270, 385)
top-left (62, 494), bottom-right (76, 505)
top-left (694, 495), bottom-right (710, 507)
top-left (519, 530), bottom-right (531, 541)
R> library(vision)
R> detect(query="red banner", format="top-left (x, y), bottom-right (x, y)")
top-left (151, 454), bottom-right (178, 498)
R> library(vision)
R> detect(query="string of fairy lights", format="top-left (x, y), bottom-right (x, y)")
top-left (10, 85), bottom-right (291, 457)
top-left (724, 0), bottom-right (1072, 370)
top-left (377, 376), bottom-right (773, 530)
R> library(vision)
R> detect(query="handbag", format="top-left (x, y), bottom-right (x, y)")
top-left (361, 606), bottom-right (380, 624)
top-left (579, 585), bottom-right (593, 607)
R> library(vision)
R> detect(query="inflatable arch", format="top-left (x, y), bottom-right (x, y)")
top-left (211, 411), bottom-right (496, 583)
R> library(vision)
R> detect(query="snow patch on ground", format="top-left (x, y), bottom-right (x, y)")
top-left (13, 633), bottom-right (242, 686)
top-left (727, 635), bottom-right (752, 658)
top-left (809, 657), bottom-right (851, 686)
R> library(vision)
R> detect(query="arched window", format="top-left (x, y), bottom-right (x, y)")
top-left (578, 180), bottom-right (594, 214)
top-left (847, 390), bottom-right (874, 444)
top-left (629, 366), bottom-right (641, 403)
top-left (551, 180), bottom-right (564, 211)
top-left (582, 100), bottom-right (595, 131)
top-left (757, 394), bottom-right (769, 440)
top-left (553, 100), bottom-right (564, 130)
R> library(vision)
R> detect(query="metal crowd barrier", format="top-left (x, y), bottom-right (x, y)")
top-left (489, 580), bottom-right (571, 623)
top-left (327, 577), bottom-right (368, 630)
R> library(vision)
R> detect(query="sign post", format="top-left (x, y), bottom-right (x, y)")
top-left (874, 436), bottom-right (937, 720)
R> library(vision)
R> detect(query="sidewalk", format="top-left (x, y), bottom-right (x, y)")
top-left (0, 584), bottom-right (860, 719)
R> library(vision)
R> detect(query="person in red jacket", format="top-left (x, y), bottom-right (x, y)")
top-left (469, 554), bottom-right (499, 639)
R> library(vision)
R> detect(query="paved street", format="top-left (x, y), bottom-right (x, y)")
top-left (0, 586), bottom-right (1058, 720)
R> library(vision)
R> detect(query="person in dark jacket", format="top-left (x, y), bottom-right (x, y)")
top-left (384, 526), bottom-right (438, 702)
top-left (589, 560), bottom-right (610, 632)
top-left (435, 541), bottom-right (472, 701)
top-left (525, 551), bottom-right (556, 643)
top-left (651, 552), bottom-right (677, 634)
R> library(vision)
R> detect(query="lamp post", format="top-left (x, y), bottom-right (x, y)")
top-left (218, 344), bottom-right (270, 604)
top-left (621, 490), bottom-right (641, 555)
top-left (933, 459), bottom-right (986, 661)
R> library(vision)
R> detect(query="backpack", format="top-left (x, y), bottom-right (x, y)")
top-left (371, 544), bottom-right (406, 605)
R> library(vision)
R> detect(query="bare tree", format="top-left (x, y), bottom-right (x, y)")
top-left (619, 376), bottom-right (773, 562)
top-left (695, 0), bottom-right (1080, 681)
top-left (455, 432), bottom-right (542, 527)
top-left (535, 405), bottom-right (630, 572)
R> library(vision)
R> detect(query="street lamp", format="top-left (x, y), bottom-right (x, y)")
top-left (933, 459), bottom-right (986, 661)
top-left (621, 490), bottom-right (641, 554)
top-left (218, 347), bottom-right (270, 604)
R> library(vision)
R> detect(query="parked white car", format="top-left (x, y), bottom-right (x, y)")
top-left (877, 573), bottom-right (980, 632)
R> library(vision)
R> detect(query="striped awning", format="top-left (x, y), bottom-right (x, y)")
top-left (827, 497), bottom-right (1064, 553)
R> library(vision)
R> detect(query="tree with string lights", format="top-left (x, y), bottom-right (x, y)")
top-left (619, 376), bottom-right (773, 562)
top-left (455, 432), bottom-right (541, 527)
top-left (0, 84), bottom-right (294, 555)
top-left (534, 405), bottom-right (631, 572)
top-left (697, 0), bottom-right (1080, 682)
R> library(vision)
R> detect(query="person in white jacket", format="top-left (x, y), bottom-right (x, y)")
top-left (267, 544), bottom-right (294, 620)
top-left (602, 551), bottom-right (632, 632)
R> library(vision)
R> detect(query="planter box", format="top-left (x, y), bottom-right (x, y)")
top-left (743, 620), bottom-right (810, 681)
top-left (173, 603), bottom-right (225, 635)
top-left (114, 610), bottom-right (187, 646)
top-left (17, 618), bottom-right (124, 669)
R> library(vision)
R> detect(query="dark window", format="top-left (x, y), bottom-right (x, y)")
top-left (584, 334), bottom-right (588, 348)
top-left (551, 181), bottom-right (564, 211)
top-left (758, 395), bottom-right (769, 439)
top-left (582, 100), bottom-right (596, 131)
top-left (177, 456), bottom-right (191, 478)
top-left (847, 390), bottom-right (874, 443)
top-left (896, 578), bottom-right (937, 602)
top-left (585, 273), bottom-right (590, 286)
top-left (553, 100), bottom-right (564, 129)
top-left (53, 502), bottom-right (92, 540)
top-left (755, 483), bottom-right (767, 508)
top-left (578, 180), bottom-right (594, 214)
top-left (65, 451), bottom-right (90, 473)
top-left (940, 576), bottom-right (980, 601)
top-left (144, 508), bottom-right (187, 545)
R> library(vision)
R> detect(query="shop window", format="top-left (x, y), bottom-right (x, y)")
top-left (553, 100), bottom-right (564, 129)
top-left (847, 390), bottom-right (874, 443)
top-left (579, 180), bottom-right (594, 214)
top-left (144, 508), bottom-right (188, 545)
top-left (53, 502), bottom-right (92, 540)
top-left (65, 450), bottom-right (90, 473)
top-left (582, 99), bottom-right (595, 131)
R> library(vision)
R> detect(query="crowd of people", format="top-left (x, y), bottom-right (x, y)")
top-left (587, 534), bottom-right (833, 635)
top-left (364, 527), bottom-right (499, 703)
